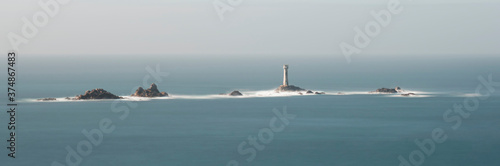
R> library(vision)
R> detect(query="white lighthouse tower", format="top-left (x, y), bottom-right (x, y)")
top-left (283, 65), bottom-right (289, 86)
top-left (275, 64), bottom-right (305, 92)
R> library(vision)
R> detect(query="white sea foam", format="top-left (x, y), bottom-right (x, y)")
top-left (24, 89), bottom-right (319, 102)
top-left (449, 93), bottom-right (483, 98)
top-left (23, 88), bottom-right (449, 102)
top-left (326, 91), bottom-right (370, 95)
top-left (166, 89), bottom-right (318, 100)
top-left (24, 97), bottom-right (112, 103)
top-left (387, 94), bottom-right (435, 98)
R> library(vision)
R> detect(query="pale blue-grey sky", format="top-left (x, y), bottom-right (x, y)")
top-left (1, 0), bottom-right (499, 58)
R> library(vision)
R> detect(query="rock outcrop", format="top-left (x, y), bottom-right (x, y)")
top-left (229, 91), bottom-right (243, 96)
top-left (303, 90), bottom-right (325, 95)
top-left (374, 87), bottom-right (399, 93)
top-left (315, 92), bottom-right (326, 95)
top-left (131, 83), bottom-right (168, 97)
top-left (65, 97), bottom-right (77, 100)
top-left (275, 85), bottom-right (305, 92)
top-left (219, 90), bottom-right (243, 96)
top-left (401, 93), bottom-right (416, 97)
top-left (76, 89), bottom-right (122, 100)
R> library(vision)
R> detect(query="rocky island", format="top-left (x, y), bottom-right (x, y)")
top-left (75, 89), bottom-right (122, 100)
top-left (131, 83), bottom-right (168, 97)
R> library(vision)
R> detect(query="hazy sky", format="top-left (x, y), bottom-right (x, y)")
top-left (1, 0), bottom-right (499, 58)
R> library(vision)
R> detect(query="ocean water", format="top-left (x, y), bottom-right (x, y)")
top-left (1, 55), bottom-right (500, 166)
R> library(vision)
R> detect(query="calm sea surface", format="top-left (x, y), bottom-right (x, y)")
top-left (1, 55), bottom-right (499, 166)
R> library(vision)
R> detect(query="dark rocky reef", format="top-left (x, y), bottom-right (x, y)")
top-left (131, 83), bottom-right (168, 97)
top-left (275, 87), bottom-right (325, 95)
top-left (65, 97), bottom-right (77, 100)
top-left (275, 85), bottom-right (305, 92)
top-left (373, 87), bottom-right (401, 93)
top-left (229, 91), bottom-right (243, 96)
top-left (37, 98), bottom-right (57, 101)
top-left (401, 93), bottom-right (416, 97)
top-left (304, 90), bottom-right (325, 95)
top-left (220, 90), bottom-right (243, 96)
top-left (76, 89), bottom-right (122, 100)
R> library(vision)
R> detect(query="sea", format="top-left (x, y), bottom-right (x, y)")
top-left (1, 55), bottom-right (499, 166)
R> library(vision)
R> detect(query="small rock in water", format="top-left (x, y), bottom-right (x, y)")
top-left (37, 98), bottom-right (57, 101)
top-left (401, 93), bottom-right (416, 97)
top-left (228, 91), bottom-right (243, 96)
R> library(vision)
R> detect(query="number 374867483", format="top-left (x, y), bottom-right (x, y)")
top-left (8, 52), bottom-right (16, 102)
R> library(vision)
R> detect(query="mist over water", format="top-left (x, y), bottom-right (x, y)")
top-left (14, 55), bottom-right (500, 99)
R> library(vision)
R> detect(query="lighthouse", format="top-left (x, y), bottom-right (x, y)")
top-left (283, 65), bottom-right (289, 86)
top-left (275, 64), bottom-right (305, 92)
